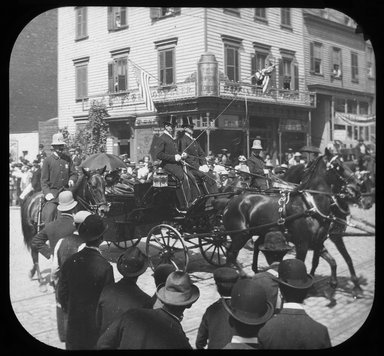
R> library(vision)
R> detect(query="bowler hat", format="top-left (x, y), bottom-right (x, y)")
top-left (181, 117), bottom-right (194, 128)
top-left (57, 191), bottom-right (78, 211)
top-left (259, 231), bottom-right (293, 252)
top-left (222, 279), bottom-right (274, 325)
top-left (163, 116), bottom-right (178, 127)
top-left (156, 271), bottom-right (200, 306)
top-left (78, 215), bottom-right (108, 242)
top-left (213, 267), bottom-right (239, 288)
top-left (275, 259), bottom-right (313, 289)
top-left (51, 133), bottom-right (67, 146)
top-left (251, 139), bottom-right (263, 150)
top-left (73, 210), bottom-right (92, 224)
top-left (117, 247), bottom-right (149, 277)
top-left (153, 263), bottom-right (177, 287)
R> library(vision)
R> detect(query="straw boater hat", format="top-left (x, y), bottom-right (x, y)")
top-left (117, 247), bottom-right (149, 278)
top-left (156, 271), bottom-right (200, 306)
top-left (251, 139), bottom-right (263, 150)
top-left (57, 191), bottom-right (78, 212)
top-left (274, 259), bottom-right (314, 289)
top-left (222, 279), bottom-right (274, 325)
top-left (78, 214), bottom-right (108, 242)
top-left (51, 133), bottom-right (67, 146)
top-left (259, 231), bottom-right (293, 252)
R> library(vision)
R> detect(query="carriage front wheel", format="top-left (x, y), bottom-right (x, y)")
top-left (146, 224), bottom-right (189, 272)
top-left (198, 233), bottom-right (231, 267)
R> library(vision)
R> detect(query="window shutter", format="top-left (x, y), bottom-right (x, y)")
top-left (75, 67), bottom-right (80, 99)
top-left (108, 61), bottom-right (115, 92)
top-left (107, 7), bottom-right (114, 30)
top-left (251, 54), bottom-right (257, 85)
top-left (150, 7), bottom-right (161, 19)
top-left (278, 58), bottom-right (283, 89)
top-left (294, 62), bottom-right (299, 90)
top-left (120, 7), bottom-right (127, 26)
top-left (310, 42), bottom-right (314, 72)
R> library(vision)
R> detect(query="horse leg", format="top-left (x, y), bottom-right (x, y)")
top-left (29, 247), bottom-right (44, 285)
top-left (252, 237), bottom-right (262, 274)
top-left (226, 233), bottom-right (250, 277)
top-left (310, 246), bottom-right (321, 277)
top-left (319, 246), bottom-right (338, 289)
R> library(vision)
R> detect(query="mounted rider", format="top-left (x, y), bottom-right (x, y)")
top-left (40, 133), bottom-right (78, 224)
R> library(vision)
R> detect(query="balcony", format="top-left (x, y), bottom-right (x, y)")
top-left (81, 80), bottom-right (316, 112)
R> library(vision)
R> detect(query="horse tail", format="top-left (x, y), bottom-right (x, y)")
top-left (20, 192), bottom-right (43, 250)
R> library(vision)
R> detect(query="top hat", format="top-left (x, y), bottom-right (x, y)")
top-left (117, 247), bottom-right (149, 277)
top-left (51, 133), bottom-right (67, 146)
top-left (222, 279), bottom-right (274, 325)
top-left (156, 271), bottom-right (200, 306)
top-left (213, 267), bottom-right (239, 288)
top-left (57, 191), bottom-right (78, 211)
top-left (163, 116), bottom-right (178, 127)
top-left (78, 215), bottom-right (108, 242)
top-left (274, 259), bottom-right (313, 289)
top-left (238, 155), bottom-right (247, 162)
top-left (251, 140), bottom-right (263, 150)
top-left (259, 231), bottom-right (293, 252)
top-left (153, 263), bottom-right (177, 287)
top-left (181, 117), bottom-right (194, 128)
top-left (73, 210), bottom-right (92, 224)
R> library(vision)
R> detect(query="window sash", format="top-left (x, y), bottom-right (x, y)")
top-left (281, 8), bottom-right (291, 26)
top-left (310, 42), bottom-right (322, 74)
top-left (75, 65), bottom-right (88, 99)
top-left (76, 7), bottom-right (87, 39)
top-left (351, 53), bottom-right (359, 80)
top-left (255, 8), bottom-right (266, 18)
top-left (225, 45), bottom-right (239, 82)
top-left (108, 7), bottom-right (127, 30)
top-left (159, 49), bottom-right (175, 85)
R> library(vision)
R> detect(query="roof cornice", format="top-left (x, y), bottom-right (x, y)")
top-left (303, 13), bottom-right (357, 35)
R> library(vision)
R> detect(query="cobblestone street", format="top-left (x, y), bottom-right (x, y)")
top-left (9, 204), bottom-right (375, 350)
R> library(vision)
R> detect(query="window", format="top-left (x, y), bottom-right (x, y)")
top-left (331, 47), bottom-right (342, 79)
top-left (281, 8), bottom-right (291, 27)
top-left (279, 51), bottom-right (299, 91)
top-left (335, 98), bottom-right (346, 112)
top-left (255, 8), bottom-right (267, 20)
top-left (351, 52), bottom-right (359, 82)
top-left (367, 46), bottom-right (374, 78)
top-left (159, 49), bottom-right (175, 85)
top-left (225, 45), bottom-right (240, 82)
top-left (74, 62), bottom-right (88, 100)
top-left (223, 8), bottom-right (241, 16)
top-left (310, 42), bottom-right (322, 75)
top-left (75, 7), bottom-right (87, 40)
top-left (150, 7), bottom-right (181, 20)
top-left (360, 101), bottom-right (369, 115)
top-left (347, 99), bottom-right (357, 114)
top-left (108, 7), bottom-right (127, 30)
top-left (108, 57), bottom-right (128, 93)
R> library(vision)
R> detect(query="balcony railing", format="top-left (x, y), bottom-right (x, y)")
top-left (81, 80), bottom-right (316, 112)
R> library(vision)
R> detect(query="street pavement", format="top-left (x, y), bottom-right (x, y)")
top-left (9, 204), bottom-right (375, 350)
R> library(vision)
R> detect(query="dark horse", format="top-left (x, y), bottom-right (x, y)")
top-left (20, 167), bottom-right (110, 286)
top-left (222, 149), bottom-right (361, 292)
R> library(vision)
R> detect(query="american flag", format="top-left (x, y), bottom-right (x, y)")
top-left (132, 62), bottom-right (156, 112)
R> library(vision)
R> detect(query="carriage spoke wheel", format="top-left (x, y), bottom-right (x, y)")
top-left (112, 238), bottom-right (141, 250)
top-left (199, 234), bottom-right (231, 267)
top-left (146, 224), bottom-right (189, 272)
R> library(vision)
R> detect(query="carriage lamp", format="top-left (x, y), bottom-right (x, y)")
top-left (153, 167), bottom-right (168, 187)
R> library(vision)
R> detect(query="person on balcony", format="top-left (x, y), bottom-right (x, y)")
top-left (254, 62), bottom-right (277, 94)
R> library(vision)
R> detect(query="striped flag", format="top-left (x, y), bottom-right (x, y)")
top-left (132, 62), bottom-right (156, 112)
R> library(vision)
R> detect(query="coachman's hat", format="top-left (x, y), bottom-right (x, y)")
top-left (117, 247), bottom-right (149, 277)
top-left (163, 116), bottom-right (178, 127)
top-left (251, 139), bottom-right (263, 150)
top-left (274, 258), bottom-right (313, 289)
top-left (259, 231), bottom-right (293, 252)
top-left (51, 133), bottom-right (67, 146)
top-left (57, 191), bottom-right (78, 211)
top-left (78, 214), bottom-right (108, 242)
top-left (222, 279), bottom-right (274, 325)
top-left (156, 271), bottom-right (200, 306)
top-left (181, 117), bottom-right (194, 128)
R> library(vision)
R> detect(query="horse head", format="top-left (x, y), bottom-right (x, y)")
top-left (81, 166), bottom-right (110, 216)
top-left (357, 171), bottom-right (375, 210)
top-left (323, 148), bottom-right (361, 204)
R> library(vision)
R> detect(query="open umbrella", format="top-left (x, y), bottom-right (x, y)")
top-left (299, 145), bottom-right (321, 154)
top-left (80, 153), bottom-right (127, 171)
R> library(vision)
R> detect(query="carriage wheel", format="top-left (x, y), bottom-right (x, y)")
top-left (112, 238), bottom-right (141, 250)
top-left (198, 233), bottom-right (231, 267)
top-left (146, 224), bottom-right (189, 272)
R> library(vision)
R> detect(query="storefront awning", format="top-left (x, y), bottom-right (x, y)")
top-left (335, 112), bottom-right (376, 127)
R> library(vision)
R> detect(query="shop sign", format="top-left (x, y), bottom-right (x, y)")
top-left (197, 53), bottom-right (219, 97)
top-left (135, 117), bottom-right (158, 127)
top-left (279, 119), bottom-right (307, 132)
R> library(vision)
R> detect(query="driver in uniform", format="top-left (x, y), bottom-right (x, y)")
top-left (248, 139), bottom-right (268, 191)
top-left (41, 133), bottom-right (78, 224)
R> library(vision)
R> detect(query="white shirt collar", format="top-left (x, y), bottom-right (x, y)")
top-left (84, 246), bottom-right (101, 254)
top-left (283, 302), bottom-right (304, 310)
top-left (164, 130), bottom-right (175, 140)
top-left (267, 268), bottom-right (278, 277)
top-left (231, 335), bottom-right (259, 344)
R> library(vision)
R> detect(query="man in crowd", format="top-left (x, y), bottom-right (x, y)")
top-left (150, 263), bottom-right (176, 309)
top-left (355, 138), bottom-right (370, 171)
top-left (96, 271), bottom-right (200, 349)
top-left (258, 259), bottom-right (332, 349)
top-left (37, 143), bottom-right (47, 163)
top-left (41, 133), bottom-right (78, 224)
top-left (196, 267), bottom-right (239, 349)
top-left (222, 278), bottom-right (274, 349)
top-left (253, 231), bottom-right (293, 313)
top-left (248, 139), bottom-right (268, 190)
top-left (155, 116), bottom-right (191, 213)
top-left (289, 152), bottom-right (304, 166)
top-left (57, 214), bottom-right (114, 350)
top-left (95, 247), bottom-right (152, 336)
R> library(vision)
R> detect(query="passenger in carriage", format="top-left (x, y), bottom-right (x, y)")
top-left (155, 116), bottom-right (191, 213)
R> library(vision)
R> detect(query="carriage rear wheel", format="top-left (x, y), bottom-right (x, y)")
top-left (146, 224), bottom-right (189, 272)
top-left (198, 233), bottom-right (231, 267)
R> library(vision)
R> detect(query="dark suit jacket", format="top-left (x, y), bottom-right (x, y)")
top-left (155, 133), bottom-right (184, 180)
top-left (252, 268), bottom-right (280, 312)
top-left (178, 133), bottom-right (206, 169)
top-left (57, 247), bottom-right (114, 350)
top-left (258, 308), bottom-right (332, 349)
top-left (96, 278), bottom-right (152, 336)
top-left (56, 233), bottom-right (84, 269)
top-left (248, 154), bottom-right (267, 189)
top-left (223, 342), bottom-right (260, 349)
top-left (31, 214), bottom-right (76, 259)
top-left (96, 308), bottom-right (192, 349)
top-left (195, 299), bottom-right (233, 349)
